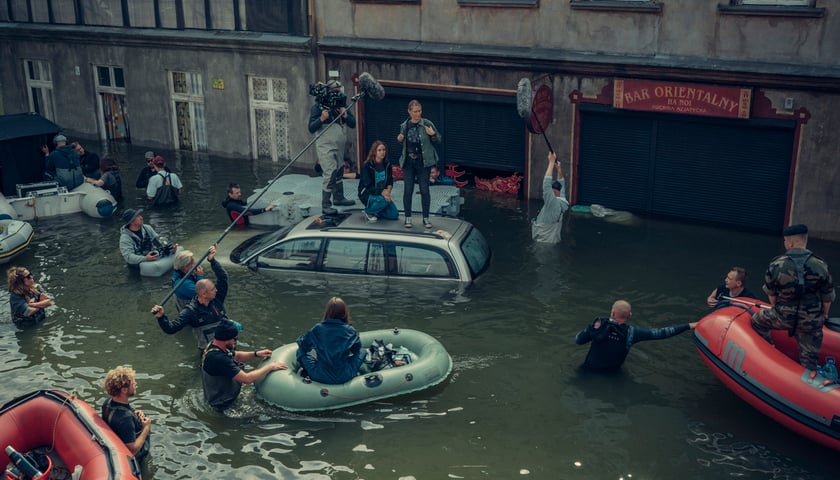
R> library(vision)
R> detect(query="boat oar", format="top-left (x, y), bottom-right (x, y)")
top-left (721, 296), bottom-right (770, 309)
top-left (156, 89), bottom-right (375, 308)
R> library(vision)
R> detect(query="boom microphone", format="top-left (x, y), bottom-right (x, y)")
top-left (516, 78), bottom-right (533, 120)
top-left (359, 72), bottom-right (386, 101)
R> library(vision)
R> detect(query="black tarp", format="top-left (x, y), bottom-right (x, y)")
top-left (0, 113), bottom-right (62, 196)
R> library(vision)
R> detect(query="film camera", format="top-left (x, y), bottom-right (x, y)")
top-left (309, 81), bottom-right (347, 110)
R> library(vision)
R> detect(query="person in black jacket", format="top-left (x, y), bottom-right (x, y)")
top-left (575, 300), bottom-right (697, 370)
top-left (221, 183), bottom-right (275, 226)
top-left (358, 141), bottom-right (399, 222)
top-left (151, 245), bottom-right (242, 350)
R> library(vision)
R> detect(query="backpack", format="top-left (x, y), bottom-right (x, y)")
top-left (152, 172), bottom-right (179, 206)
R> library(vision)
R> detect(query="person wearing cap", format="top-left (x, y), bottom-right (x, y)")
top-left (43, 134), bottom-right (84, 190)
top-left (308, 80), bottom-right (356, 215)
top-left (119, 209), bottom-right (171, 267)
top-left (706, 266), bottom-right (757, 308)
top-left (221, 182), bottom-right (275, 226)
top-left (751, 224), bottom-right (835, 370)
top-left (146, 156), bottom-right (182, 205)
top-left (151, 245), bottom-right (238, 350)
top-left (531, 150), bottom-right (570, 244)
top-left (575, 300), bottom-right (698, 370)
top-left (135, 151), bottom-right (170, 189)
top-left (200, 319), bottom-right (287, 411)
top-left (172, 249), bottom-right (206, 312)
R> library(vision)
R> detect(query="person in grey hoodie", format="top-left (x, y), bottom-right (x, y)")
top-left (531, 151), bottom-right (570, 244)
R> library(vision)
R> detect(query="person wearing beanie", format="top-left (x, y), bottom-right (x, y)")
top-left (200, 319), bottom-right (287, 411)
top-left (531, 150), bottom-right (570, 244)
top-left (751, 224), bottom-right (834, 370)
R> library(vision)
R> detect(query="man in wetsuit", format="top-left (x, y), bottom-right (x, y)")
top-left (575, 300), bottom-right (697, 370)
top-left (751, 224), bottom-right (834, 370)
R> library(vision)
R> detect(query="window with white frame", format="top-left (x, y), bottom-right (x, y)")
top-left (24, 60), bottom-right (56, 121)
top-left (169, 71), bottom-right (207, 151)
top-left (249, 76), bottom-right (290, 162)
top-left (94, 65), bottom-right (131, 143)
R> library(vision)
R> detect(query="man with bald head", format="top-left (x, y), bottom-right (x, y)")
top-left (575, 300), bottom-right (697, 370)
top-left (152, 245), bottom-right (242, 350)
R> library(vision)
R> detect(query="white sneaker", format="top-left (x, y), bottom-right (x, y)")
top-left (423, 218), bottom-right (433, 229)
top-left (364, 212), bottom-right (378, 222)
top-left (403, 217), bottom-right (413, 229)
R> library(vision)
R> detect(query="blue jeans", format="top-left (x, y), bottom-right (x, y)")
top-left (365, 195), bottom-right (399, 219)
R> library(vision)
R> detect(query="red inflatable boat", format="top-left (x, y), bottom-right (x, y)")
top-left (0, 390), bottom-right (141, 479)
top-left (693, 300), bottom-right (840, 452)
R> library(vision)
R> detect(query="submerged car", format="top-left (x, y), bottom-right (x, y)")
top-left (230, 213), bottom-right (491, 283)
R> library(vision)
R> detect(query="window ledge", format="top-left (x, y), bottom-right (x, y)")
top-left (718, 5), bottom-right (824, 18)
top-left (456, 0), bottom-right (537, 6)
top-left (570, 1), bottom-right (662, 14)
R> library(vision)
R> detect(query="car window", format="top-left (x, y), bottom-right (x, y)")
top-left (460, 226), bottom-right (491, 278)
top-left (257, 238), bottom-right (322, 270)
top-left (393, 244), bottom-right (454, 278)
top-left (323, 239), bottom-right (369, 273)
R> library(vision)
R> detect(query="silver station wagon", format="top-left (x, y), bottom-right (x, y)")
top-left (230, 213), bottom-right (491, 283)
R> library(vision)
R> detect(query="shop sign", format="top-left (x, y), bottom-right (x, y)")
top-left (613, 79), bottom-right (752, 119)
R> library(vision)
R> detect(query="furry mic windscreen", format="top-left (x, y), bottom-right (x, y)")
top-left (516, 78), bottom-right (533, 119)
top-left (359, 72), bottom-right (386, 100)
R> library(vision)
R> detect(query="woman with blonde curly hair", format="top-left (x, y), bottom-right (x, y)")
top-left (7, 266), bottom-right (52, 326)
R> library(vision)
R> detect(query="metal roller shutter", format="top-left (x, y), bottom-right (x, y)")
top-left (362, 87), bottom-right (524, 173)
top-left (578, 105), bottom-right (793, 231)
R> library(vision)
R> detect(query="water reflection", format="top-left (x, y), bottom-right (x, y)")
top-left (0, 147), bottom-right (837, 479)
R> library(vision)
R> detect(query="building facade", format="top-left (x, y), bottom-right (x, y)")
top-left (2, 1), bottom-right (839, 238)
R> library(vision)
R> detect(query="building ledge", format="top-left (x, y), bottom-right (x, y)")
top-left (570, 0), bottom-right (662, 14)
top-left (717, 5), bottom-right (824, 18)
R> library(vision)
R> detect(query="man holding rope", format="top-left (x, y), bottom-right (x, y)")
top-left (151, 245), bottom-right (242, 350)
top-left (751, 224), bottom-right (834, 370)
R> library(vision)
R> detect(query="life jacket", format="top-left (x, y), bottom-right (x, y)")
top-left (222, 198), bottom-right (251, 226)
top-left (201, 344), bottom-right (242, 410)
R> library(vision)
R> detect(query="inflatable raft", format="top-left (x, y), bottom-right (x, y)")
top-left (0, 182), bottom-right (116, 221)
top-left (138, 245), bottom-right (183, 277)
top-left (0, 219), bottom-right (34, 264)
top-left (256, 328), bottom-right (453, 412)
top-left (693, 300), bottom-right (840, 452)
top-left (0, 390), bottom-right (141, 479)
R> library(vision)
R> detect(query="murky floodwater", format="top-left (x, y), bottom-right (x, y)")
top-left (0, 146), bottom-right (837, 479)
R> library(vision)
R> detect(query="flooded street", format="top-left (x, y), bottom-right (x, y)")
top-left (0, 147), bottom-right (837, 479)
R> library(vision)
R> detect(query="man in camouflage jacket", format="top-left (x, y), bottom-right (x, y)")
top-left (751, 224), bottom-right (835, 370)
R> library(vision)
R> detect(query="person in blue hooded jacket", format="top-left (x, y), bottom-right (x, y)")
top-left (296, 296), bottom-right (365, 384)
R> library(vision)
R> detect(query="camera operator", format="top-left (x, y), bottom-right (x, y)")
top-left (119, 208), bottom-right (178, 268)
top-left (308, 80), bottom-right (356, 214)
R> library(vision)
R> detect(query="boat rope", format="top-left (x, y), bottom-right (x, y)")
top-left (317, 374), bottom-right (414, 401)
top-left (158, 88), bottom-right (373, 308)
top-left (47, 390), bottom-right (78, 455)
